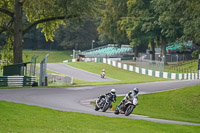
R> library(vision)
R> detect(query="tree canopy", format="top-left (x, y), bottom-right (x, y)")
top-left (1, 0), bottom-right (200, 65)
top-left (98, 0), bottom-right (200, 58)
top-left (0, 0), bottom-right (99, 64)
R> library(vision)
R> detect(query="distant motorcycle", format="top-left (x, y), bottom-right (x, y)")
top-left (100, 72), bottom-right (105, 78)
top-left (114, 98), bottom-right (138, 116)
top-left (95, 95), bottom-right (112, 112)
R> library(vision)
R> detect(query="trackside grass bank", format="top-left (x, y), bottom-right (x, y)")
top-left (23, 50), bottom-right (72, 63)
top-left (112, 85), bottom-right (200, 123)
top-left (68, 62), bottom-right (170, 85)
top-left (0, 101), bottom-right (199, 133)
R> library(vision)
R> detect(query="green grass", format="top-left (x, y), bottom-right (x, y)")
top-left (67, 62), bottom-right (170, 85)
top-left (0, 101), bottom-right (199, 133)
top-left (164, 60), bottom-right (198, 73)
top-left (112, 85), bottom-right (200, 123)
top-left (0, 50), bottom-right (72, 76)
top-left (0, 50), bottom-right (72, 64)
top-left (23, 50), bottom-right (72, 63)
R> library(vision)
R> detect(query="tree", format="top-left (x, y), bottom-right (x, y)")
top-left (0, 0), bottom-right (98, 64)
top-left (98, 0), bottom-right (129, 44)
top-left (118, 0), bottom-right (162, 60)
top-left (152, 0), bottom-right (200, 57)
top-left (55, 16), bottom-right (98, 51)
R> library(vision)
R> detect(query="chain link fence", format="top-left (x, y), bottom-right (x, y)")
top-left (39, 54), bottom-right (49, 86)
top-left (29, 55), bottom-right (38, 76)
top-left (136, 57), bottom-right (164, 72)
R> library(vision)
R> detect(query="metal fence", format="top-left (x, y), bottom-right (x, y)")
top-left (136, 57), bottom-right (164, 72)
top-left (29, 55), bottom-right (38, 76)
top-left (47, 73), bottom-right (73, 85)
top-left (0, 76), bottom-right (36, 87)
top-left (165, 54), bottom-right (193, 62)
top-left (39, 54), bottom-right (49, 86)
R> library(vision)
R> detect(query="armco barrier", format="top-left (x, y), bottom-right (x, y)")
top-left (47, 73), bottom-right (73, 85)
top-left (0, 76), bottom-right (36, 87)
top-left (101, 58), bottom-right (200, 80)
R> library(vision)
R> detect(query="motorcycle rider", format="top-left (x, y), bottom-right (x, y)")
top-left (118, 88), bottom-right (139, 108)
top-left (101, 69), bottom-right (105, 77)
top-left (97, 89), bottom-right (116, 110)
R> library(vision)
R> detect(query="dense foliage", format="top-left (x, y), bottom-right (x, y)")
top-left (1, 0), bottom-right (200, 64)
top-left (98, 0), bottom-right (200, 58)
top-left (0, 0), bottom-right (99, 64)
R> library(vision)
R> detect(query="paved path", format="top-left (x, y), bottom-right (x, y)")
top-left (0, 80), bottom-right (200, 126)
top-left (47, 63), bottom-right (118, 82)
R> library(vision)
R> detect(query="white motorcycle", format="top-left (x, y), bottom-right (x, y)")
top-left (114, 98), bottom-right (138, 116)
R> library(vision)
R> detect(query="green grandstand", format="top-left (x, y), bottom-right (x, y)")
top-left (166, 42), bottom-right (192, 52)
top-left (80, 45), bottom-right (133, 58)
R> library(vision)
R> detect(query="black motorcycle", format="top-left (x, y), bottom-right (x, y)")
top-left (95, 95), bottom-right (112, 112)
top-left (114, 100), bottom-right (136, 116)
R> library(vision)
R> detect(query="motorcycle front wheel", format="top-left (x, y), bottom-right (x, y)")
top-left (125, 105), bottom-right (135, 116)
top-left (102, 103), bottom-right (110, 112)
top-left (114, 108), bottom-right (119, 115)
top-left (95, 105), bottom-right (100, 111)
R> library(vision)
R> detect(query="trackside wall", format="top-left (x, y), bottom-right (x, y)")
top-left (101, 58), bottom-right (200, 80)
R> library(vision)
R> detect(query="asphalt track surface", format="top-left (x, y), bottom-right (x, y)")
top-left (1, 80), bottom-right (200, 126)
top-left (1, 64), bottom-right (200, 125)
top-left (47, 63), bottom-right (118, 82)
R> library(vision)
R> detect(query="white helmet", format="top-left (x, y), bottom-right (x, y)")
top-left (111, 89), bottom-right (116, 95)
top-left (133, 88), bottom-right (139, 95)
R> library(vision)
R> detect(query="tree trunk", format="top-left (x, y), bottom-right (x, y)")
top-left (161, 39), bottom-right (166, 57)
top-left (161, 38), bottom-right (167, 64)
top-left (13, 0), bottom-right (23, 64)
top-left (134, 46), bottom-right (138, 60)
top-left (150, 41), bottom-right (155, 60)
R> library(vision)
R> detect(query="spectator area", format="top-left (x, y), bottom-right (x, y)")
top-left (166, 42), bottom-right (192, 52)
top-left (80, 45), bottom-right (132, 58)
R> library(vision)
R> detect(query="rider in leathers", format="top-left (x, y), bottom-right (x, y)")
top-left (119, 88), bottom-right (139, 107)
top-left (97, 89), bottom-right (116, 110)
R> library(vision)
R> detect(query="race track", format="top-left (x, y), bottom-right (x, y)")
top-left (47, 63), bottom-right (118, 82)
top-left (0, 80), bottom-right (200, 126)
top-left (1, 63), bottom-right (200, 125)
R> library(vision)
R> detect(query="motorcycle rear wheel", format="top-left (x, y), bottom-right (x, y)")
top-left (125, 105), bottom-right (135, 116)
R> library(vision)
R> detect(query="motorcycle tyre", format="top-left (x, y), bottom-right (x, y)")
top-left (102, 103), bottom-right (110, 112)
top-left (125, 105), bottom-right (135, 116)
top-left (114, 108), bottom-right (119, 115)
top-left (95, 105), bottom-right (100, 111)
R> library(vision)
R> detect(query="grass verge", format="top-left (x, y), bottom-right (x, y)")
top-left (164, 60), bottom-right (198, 73)
top-left (67, 62), bottom-right (170, 85)
top-left (111, 85), bottom-right (200, 123)
top-left (0, 101), bottom-right (199, 133)
top-left (23, 50), bottom-right (72, 63)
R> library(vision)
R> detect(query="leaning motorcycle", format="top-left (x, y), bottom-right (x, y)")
top-left (114, 98), bottom-right (138, 116)
top-left (95, 95), bottom-right (112, 112)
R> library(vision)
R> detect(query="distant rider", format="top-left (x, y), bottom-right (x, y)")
top-left (97, 89), bottom-right (116, 110)
top-left (119, 88), bottom-right (139, 107)
top-left (101, 69), bottom-right (105, 77)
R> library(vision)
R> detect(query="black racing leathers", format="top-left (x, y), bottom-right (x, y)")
top-left (98, 93), bottom-right (116, 103)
